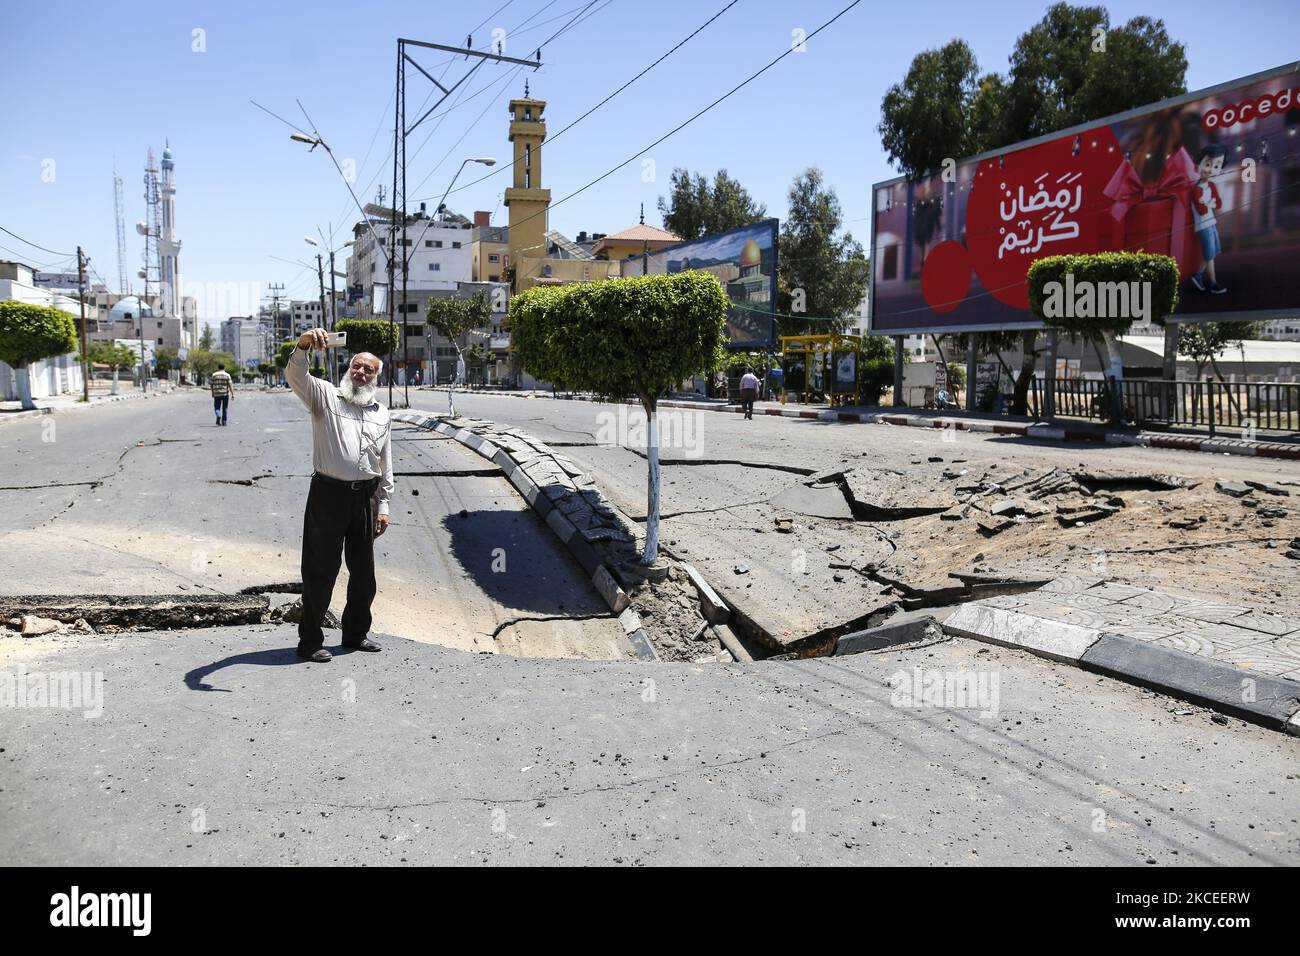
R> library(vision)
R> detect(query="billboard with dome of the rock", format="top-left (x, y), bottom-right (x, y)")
top-left (620, 218), bottom-right (778, 348)
top-left (868, 63), bottom-right (1300, 335)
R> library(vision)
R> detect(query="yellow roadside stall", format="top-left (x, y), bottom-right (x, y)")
top-left (778, 333), bottom-right (861, 406)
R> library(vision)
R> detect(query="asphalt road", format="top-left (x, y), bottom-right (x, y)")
top-left (1, 619), bottom-right (1295, 865)
top-left (1, 387), bottom-right (1296, 865)
top-left (0, 388), bottom-right (629, 659)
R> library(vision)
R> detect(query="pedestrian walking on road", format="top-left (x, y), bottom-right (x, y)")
top-left (286, 328), bottom-right (394, 662)
top-left (210, 367), bottom-right (234, 426)
top-left (739, 366), bottom-right (760, 420)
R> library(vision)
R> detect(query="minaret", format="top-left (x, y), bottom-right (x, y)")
top-left (157, 142), bottom-right (182, 319)
top-left (504, 85), bottom-right (551, 292)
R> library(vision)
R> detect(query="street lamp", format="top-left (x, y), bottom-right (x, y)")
top-left (411, 156), bottom-right (496, 411)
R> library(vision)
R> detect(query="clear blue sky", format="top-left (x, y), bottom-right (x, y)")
top-left (2, 0), bottom-right (1297, 331)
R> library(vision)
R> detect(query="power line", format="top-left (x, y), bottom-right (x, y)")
top-left (431, 0), bottom-right (741, 204)
top-left (0, 224), bottom-right (74, 258)
top-left (506, 0), bottom-right (865, 239)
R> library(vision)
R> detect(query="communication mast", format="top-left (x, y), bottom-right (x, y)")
top-left (137, 148), bottom-right (161, 305)
top-left (113, 164), bottom-right (129, 295)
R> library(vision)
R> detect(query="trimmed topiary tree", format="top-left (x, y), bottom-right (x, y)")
top-left (0, 301), bottom-right (78, 410)
top-left (1027, 252), bottom-right (1178, 422)
top-left (510, 272), bottom-right (729, 563)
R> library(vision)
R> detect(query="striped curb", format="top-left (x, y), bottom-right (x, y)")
top-left (391, 410), bottom-right (655, 661)
top-left (812, 407), bottom-right (1299, 462)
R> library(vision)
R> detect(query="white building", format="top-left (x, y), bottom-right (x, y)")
top-left (345, 205), bottom-right (475, 323)
top-left (1261, 317), bottom-right (1300, 341)
top-left (0, 259), bottom-right (86, 401)
top-left (220, 316), bottom-right (269, 367)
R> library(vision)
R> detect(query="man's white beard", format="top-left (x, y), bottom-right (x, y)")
top-left (339, 375), bottom-right (378, 407)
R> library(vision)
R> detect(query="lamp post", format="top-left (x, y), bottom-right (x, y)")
top-left (411, 157), bottom-right (496, 409)
top-left (305, 236), bottom-right (352, 385)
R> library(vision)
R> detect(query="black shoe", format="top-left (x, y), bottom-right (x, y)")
top-left (1210, 282), bottom-right (1228, 295)
top-left (342, 637), bottom-right (381, 652)
top-left (297, 647), bottom-right (332, 662)
top-left (1190, 272), bottom-right (1205, 292)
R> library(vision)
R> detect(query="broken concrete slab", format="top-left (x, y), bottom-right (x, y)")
top-left (840, 469), bottom-right (953, 519)
top-left (1215, 480), bottom-right (1254, 498)
top-left (21, 614), bottom-right (60, 636)
top-left (0, 594), bottom-right (271, 630)
top-left (682, 563), bottom-right (729, 624)
top-left (770, 482), bottom-right (854, 520)
top-left (943, 603), bottom-right (1102, 662)
top-left (835, 616), bottom-right (942, 656)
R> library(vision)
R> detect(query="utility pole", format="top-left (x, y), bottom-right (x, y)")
top-left (267, 282), bottom-right (286, 344)
top-left (389, 34), bottom-right (542, 407)
top-left (76, 246), bottom-right (90, 403)
top-left (328, 248), bottom-right (339, 385)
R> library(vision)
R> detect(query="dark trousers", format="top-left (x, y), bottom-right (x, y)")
top-left (740, 387), bottom-right (757, 419)
top-left (213, 395), bottom-right (229, 423)
top-left (299, 475), bottom-right (378, 651)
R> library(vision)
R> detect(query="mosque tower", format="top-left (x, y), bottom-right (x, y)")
top-left (157, 143), bottom-right (182, 318)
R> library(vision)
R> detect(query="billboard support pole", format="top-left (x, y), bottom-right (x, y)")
top-left (965, 337), bottom-right (977, 411)
top-left (1044, 329), bottom-right (1058, 419)
top-left (893, 336), bottom-right (904, 407)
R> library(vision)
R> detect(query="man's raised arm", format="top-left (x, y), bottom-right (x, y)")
top-left (286, 329), bottom-right (331, 415)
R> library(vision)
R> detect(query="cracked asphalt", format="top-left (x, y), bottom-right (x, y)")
top-left (1, 388), bottom-right (1296, 865)
top-left (0, 388), bottom-right (628, 659)
top-left (2, 620), bottom-right (1295, 864)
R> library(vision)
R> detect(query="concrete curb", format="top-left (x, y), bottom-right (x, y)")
top-left (0, 387), bottom-right (178, 426)
top-left (1079, 633), bottom-right (1300, 732)
top-left (392, 411), bottom-right (655, 661)
top-left (942, 600), bottom-right (1300, 734)
top-left (813, 408), bottom-right (1300, 462)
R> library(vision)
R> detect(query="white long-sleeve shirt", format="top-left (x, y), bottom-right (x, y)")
top-left (285, 347), bottom-right (394, 516)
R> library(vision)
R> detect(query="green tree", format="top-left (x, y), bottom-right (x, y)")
top-left (656, 168), bottom-right (767, 242)
top-left (335, 319), bottom-right (399, 359)
top-left (510, 272), bottom-right (729, 563)
top-left (1179, 321), bottom-right (1264, 381)
top-left (199, 325), bottom-right (215, 351)
top-left (777, 167), bottom-right (869, 336)
top-left (188, 348), bottom-right (235, 385)
top-left (878, 39), bottom-right (990, 177)
top-left (1028, 252), bottom-right (1179, 421)
top-left (426, 292), bottom-right (493, 414)
top-left (154, 346), bottom-right (178, 380)
top-left (0, 301), bottom-right (79, 410)
top-left (997, 5), bottom-right (1186, 146)
top-left (257, 361), bottom-right (275, 384)
top-left (80, 340), bottom-right (140, 396)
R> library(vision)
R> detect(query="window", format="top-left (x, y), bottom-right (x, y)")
top-left (489, 275), bottom-right (499, 282)
top-left (425, 240), bottom-right (434, 248)
top-left (407, 325), bottom-right (424, 338)
top-left (429, 263), bottom-right (440, 271)
top-left (452, 241), bottom-right (462, 249)
top-left (402, 238), bottom-right (412, 246)
top-left (370, 263), bottom-right (376, 273)
top-left (433, 240), bottom-right (443, 248)
top-left (488, 253), bottom-right (499, 262)
top-left (378, 237), bottom-right (386, 245)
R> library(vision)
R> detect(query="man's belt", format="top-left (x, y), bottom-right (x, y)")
top-left (312, 472), bottom-right (379, 492)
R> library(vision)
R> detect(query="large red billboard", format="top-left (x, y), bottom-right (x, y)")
top-left (869, 64), bottom-right (1300, 334)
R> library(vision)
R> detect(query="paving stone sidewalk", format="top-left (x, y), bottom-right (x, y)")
top-left (947, 576), bottom-right (1300, 732)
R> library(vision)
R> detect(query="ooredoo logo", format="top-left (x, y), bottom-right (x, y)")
top-left (1203, 86), bottom-right (1299, 130)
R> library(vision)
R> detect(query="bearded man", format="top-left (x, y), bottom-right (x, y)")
top-left (285, 328), bottom-right (394, 662)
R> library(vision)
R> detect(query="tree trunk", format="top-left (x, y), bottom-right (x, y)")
top-left (110, 367), bottom-right (119, 396)
top-left (643, 398), bottom-right (661, 565)
top-left (15, 365), bottom-right (35, 411)
top-left (1100, 331), bottom-right (1125, 423)
top-left (1010, 330), bottom-right (1038, 416)
top-left (1209, 356), bottom-right (1246, 424)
